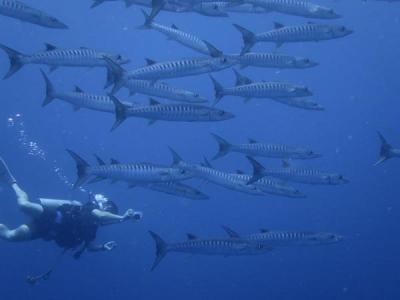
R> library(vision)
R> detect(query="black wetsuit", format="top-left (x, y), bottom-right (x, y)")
top-left (30, 200), bottom-right (100, 251)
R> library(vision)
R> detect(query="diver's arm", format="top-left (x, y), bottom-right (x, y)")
top-left (91, 209), bottom-right (142, 225)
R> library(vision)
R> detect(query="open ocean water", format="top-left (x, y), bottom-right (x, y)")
top-left (0, 0), bottom-right (399, 299)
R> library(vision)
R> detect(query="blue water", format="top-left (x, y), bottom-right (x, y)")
top-left (0, 0), bottom-right (399, 299)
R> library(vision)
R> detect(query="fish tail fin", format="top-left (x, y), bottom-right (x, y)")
top-left (375, 131), bottom-right (393, 166)
top-left (232, 24), bottom-right (255, 55)
top-left (90, 0), bottom-right (106, 8)
top-left (168, 146), bottom-right (183, 166)
top-left (124, 0), bottom-right (135, 7)
top-left (209, 75), bottom-right (224, 104)
top-left (0, 44), bottom-right (25, 79)
top-left (109, 95), bottom-right (128, 131)
top-left (246, 156), bottom-right (266, 184)
top-left (40, 69), bottom-right (56, 107)
top-left (210, 133), bottom-right (231, 160)
top-left (233, 69), bottom-right (252, 86)
top-left (202, 40), bottom-right (223, 57)
top-left (66, 150), bottom-right (90, 189)
top-left (148, 231), bottom-right (168, 271)
top-left (103, 57), bottom-right (126, 94)
top-left (150, 0), bottom-right (166, 20)
top-left (138, 9), bottom-right (154, 30)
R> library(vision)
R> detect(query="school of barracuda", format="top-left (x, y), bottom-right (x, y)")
top-left (1, 0), bottom-right (395, 270)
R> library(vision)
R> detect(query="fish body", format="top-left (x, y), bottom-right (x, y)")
top-left (142, 182), bottom-right (209, 200)
top-left (247, 156), bottom-right (349, 185)
top-left (245, 0), bottom-right (340, 19)
top-left (273, 97), bottom-right (324, 111)
top-left (149, 231), bottom-right (270, 270)
top-left (140, 11), bottom-right (221, 57)
top-left (211, 133), bottom-right (321, 160)
top-left (228, 52), bottom-right (318, 69)
top-left (0, 0), bottom-right (68, 29)
top-left (124, 79), bottom-right (207, 103)
top-left (67, 150), bottom-right (191, 188)
top-left (126, 56), bottom-right (237, 81)
top-left (0, 43), bottom-right (129, 79)
top-left (224, 3), bottom-right (268, 14)
top-left (110, 97), bottom-right (234, 130)
top-left (170, 149), bottom-right (303, 197)
top-left (234, 22), bottom-right (353, 53)
top-left (222, 226), bottom-right (343, 247)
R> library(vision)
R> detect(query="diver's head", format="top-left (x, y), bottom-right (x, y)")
top-left (93, 193), bottom-right (119, 214)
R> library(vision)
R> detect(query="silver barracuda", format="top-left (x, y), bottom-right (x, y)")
top-left (210, 133), bottom-right (321, 160)
top-left (138, 10), bottom-right (223, 57)
top-left (40, 71), bottom-right (135, 112)
top-left (221, 226), bottom-right (343, 247)
top-left (0, 43), bottom-right (130, 79)
top-left (243, 0), bottom-right (341, 19)
top-left (0, 0), bottom-right (68, 29)
top-left (234, 22), bottom-right (353, 53)
top-left (141, 182), bottom-right (209, 200)
top-left (104, 54), bottom-right (237, 93)
top-left (67, 151), bottom-right (191, 188)
top-left (169, 149), bottom-right (304, 197)
top-left (149, 231), bottom-right (271, 270)
top-left (227, 52), bottom-right (319, 69)
top-left (110, 96), bottom-right (234, 130)
top-left (375, 132), bottom-right (400, 165)
top-left (247, 156), bottom-right (349, 185)
top-left (210, 71), bottom-right (312, 104)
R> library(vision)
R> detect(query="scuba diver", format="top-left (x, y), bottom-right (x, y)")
top-left (0, 157), bottom-right (142, 282)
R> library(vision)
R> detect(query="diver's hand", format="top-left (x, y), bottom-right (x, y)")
top-left (123, 209), bottom-right (143, 221)
top-left (103, 241), bottom-right (117, 251)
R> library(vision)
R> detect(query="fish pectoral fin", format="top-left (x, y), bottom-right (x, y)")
top-left (72, 105), bottom-right (81, 112)
top-left (49, 66), bottom-right (58, 73)
top-left (148, 119), bottom-right (157, 126)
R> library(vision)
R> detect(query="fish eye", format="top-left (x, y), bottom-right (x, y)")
top-left (218, 111), bottom-right (225, 116)
top-left (304, 59), bottom-right (310, 63)
top-left (340, 26), bottom-right (346, 31)
top-left (221, 57), bottom-right (227, 63)
top-left (213, 4), bottom-right (218, 9)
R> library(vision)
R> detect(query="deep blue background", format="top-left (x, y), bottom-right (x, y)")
top-left (0, 0), bottom-right (399, 299)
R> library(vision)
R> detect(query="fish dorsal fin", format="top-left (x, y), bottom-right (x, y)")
top-left (307, 21), bottom-right (316, 25)
top-left (80, 46), bottom-right (89, 50)
top-left (186, 233), bottom-right (198, 240)
top-left (203, 157), bottom-right (212, 168)
top-left (248, 138), bottom-right (257, 144)
top-left (149, 98), bottom-right (160, 105)
top-left (74, 86), bottom-right (84, 93)
top-left (94, 155), bottom-right (106, 165)
top-left (171, 24), bottom-right (179, 30)
top-left (282, 160), bottom-right (290, 168)
top-left (146, 58), bottom-right (157, 66)
top-left (236, 170), bottom-right (245, 175)
top-left (233, 69), bottom-right (252, 86)
top-left (110, 158), bottom-right (120, 165)
top-left (45, 43), bottom-right (57, 51)
top-left (274, 22), bottom-right (285, 30)
top-left (260, 228), bottom-right (270, 233)
top-left (221, 225), bottom-right (240, 238)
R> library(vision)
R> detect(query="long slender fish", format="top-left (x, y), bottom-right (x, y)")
top-left (244, 0), bottom-right (341, 19)
top-left (122, 79), bottom-right (208, 103)
top-left (0, 0), bottom-right (68, 29)
top-left (234, 22), bottom-right (353, 53)
top-left (141, 182), bottom-right (209, 200)
top-left (110, 96), bottom-right (234, 130)
top-left (221, 226), bottom-right (343, 247)
top-left (375, 132), bottom-right (400, 165)
top-left (149, 231), bottom-right (270, 270)
top-left (247, 156), bottom-right (349, 185)
top-left (92, 0), bottom-right (188, 12)
top-left (170, 149), bottom-right (304, 197)
top-left (67, 150), bottom-right (191, 188)
top-left (210, 72), bottom-right (312, 104)
top-left (105, 54), bottom-right (237, 93)
top-left (227, 52), bottom-right (319, 69)
top-left (41, 71), bottom-right (134, 112)
top-left (139, 10), bottom-right (222, 57)
top-left (211, 133), bottom-right (321, 160)
top-left (0, 43), bottom-right (130, 79)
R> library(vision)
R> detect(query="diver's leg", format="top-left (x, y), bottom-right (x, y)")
top-left (39, 198), bottom-right (82, 211)
top-left (0, 224), bottom-right (32, 242)
top-left (12, 183), bottom-right (43, 218)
